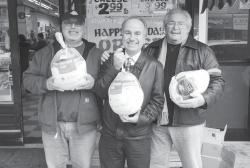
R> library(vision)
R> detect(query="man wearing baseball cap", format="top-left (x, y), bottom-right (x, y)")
top-left (23, 11), bottom-right (103, 168)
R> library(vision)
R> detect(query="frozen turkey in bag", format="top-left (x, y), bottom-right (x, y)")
top-left (50, 32), bottom-right (88, 90)
top-left (169, 69), bottom-right (210, 103)
top-left (108, 70), bottom-right (144, 116)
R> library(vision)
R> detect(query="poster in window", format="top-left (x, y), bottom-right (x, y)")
top-left (86, 16), bottom-right (165, 52)
top-left (132, 0), bottom-right (177, 16)
top-left (87, 0), bottom-right (131, 17)
top-left (86, 0), bottom-right (177, 17)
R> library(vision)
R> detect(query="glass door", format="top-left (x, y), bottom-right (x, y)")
top-left (0, 0), bottom-right (23, 145)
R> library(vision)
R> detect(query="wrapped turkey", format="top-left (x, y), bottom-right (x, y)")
top-left (108, 70), bottom-right (144, 116)
top-left (50, 32), bottom-right (88, 90)
top-left (169, 69), bottom-right (210, 103)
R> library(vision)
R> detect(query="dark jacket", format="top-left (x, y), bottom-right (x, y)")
top-left (23, 39), bottom-right (103, 134)
top-left (144, 36), bottom-right (225, 126)
top-left (94, 51), bottom-right (164, 139)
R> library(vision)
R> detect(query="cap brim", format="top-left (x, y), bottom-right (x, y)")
top-left (62, 14), bottom-right (84, 24)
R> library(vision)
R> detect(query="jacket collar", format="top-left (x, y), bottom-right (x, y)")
top-left (182, 35), bottom-right (199, 50)
top-left (150, 38), bottom-right (164, 48)
top-left (150, 35), bottom-right (199, 50)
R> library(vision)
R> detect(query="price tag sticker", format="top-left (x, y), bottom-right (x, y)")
top-left (88, 0), bottom-right (131, 17)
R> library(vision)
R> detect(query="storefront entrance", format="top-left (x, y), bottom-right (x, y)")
top-left (1, 0), bottom-right (250, 146)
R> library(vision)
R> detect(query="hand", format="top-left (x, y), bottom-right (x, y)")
top-left (175, 93), bottom-right (205, 108)
top-left (101, 51), bottom-right (111, 64)
top-left (119, 110), bottom-right (140, 123)
top-left (74, 74), bottom-right (95, 90)
top-left (46, 77), bottom-right (64, 91)
top-left (113, 48), bottom-right (127, 70)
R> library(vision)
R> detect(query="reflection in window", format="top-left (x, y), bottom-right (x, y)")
top-left (207, 0), bottom-right (249, 61)
top-left (0, 0), bottom-right (12, 103)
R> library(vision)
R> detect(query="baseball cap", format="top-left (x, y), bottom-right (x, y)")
top-left (61, 11), bottom-right (85, 25)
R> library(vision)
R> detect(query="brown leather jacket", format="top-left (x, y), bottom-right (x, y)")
top-left (94, 51), bottom-right (164, 139)
top-left (144, 36), bottom-right (225, 126)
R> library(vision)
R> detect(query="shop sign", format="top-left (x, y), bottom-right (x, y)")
top-left (233, 14), bottom-right (248, 30)
top-left (85, 17), bottom-right (165, 52)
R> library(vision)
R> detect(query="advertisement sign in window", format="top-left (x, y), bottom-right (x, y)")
top-left (86, 17), bottom-right (165, 52)
top-left (87, 0), bottom-right (177, 17)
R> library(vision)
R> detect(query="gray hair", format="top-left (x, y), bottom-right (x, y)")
top-left (163, 8), bottom-right (192, 31)
top-left (121, 16), bottom-right (147, 33)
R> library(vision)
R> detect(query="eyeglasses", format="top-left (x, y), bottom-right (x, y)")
top-left (166, 21), bottom-right (187, 29)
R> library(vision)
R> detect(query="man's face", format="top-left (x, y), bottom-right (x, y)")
top-left (164, 13), bottom-right (190, 44)
top-left (122, 19), bottom-right (146, 56)
top-left (62, 19), bottom-right (84, 43)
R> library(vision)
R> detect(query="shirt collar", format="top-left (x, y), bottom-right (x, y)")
top-left (125, 50), bottom-right (141, 65)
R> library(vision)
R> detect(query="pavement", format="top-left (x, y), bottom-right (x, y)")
top-left (0, 144), bottom-right (100, 168)
top-left (3, 91), bottom-right (181, 168)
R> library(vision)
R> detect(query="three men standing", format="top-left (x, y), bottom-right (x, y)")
top-left (24, 7), bottom-right (224, 168)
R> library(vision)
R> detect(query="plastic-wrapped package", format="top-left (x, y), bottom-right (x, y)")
top-left (108, 60), bottom-right (144, 116)
top-left (169, 69), bottom-right (210, 103)
top-left (50, 32), bottom-right (87, 91)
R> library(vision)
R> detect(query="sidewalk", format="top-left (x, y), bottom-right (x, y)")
top-left (0, 147), bottom-right (46, 168)
top-left (19, 92), bottom-right (182, 168)
top-left (0, 144), bottom-right (100, 168)
top-left (0, 144), bottom-right (181, 168)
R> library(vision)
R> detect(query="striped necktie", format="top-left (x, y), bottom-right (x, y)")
top-left (124, 57), bottom-right (134, 71)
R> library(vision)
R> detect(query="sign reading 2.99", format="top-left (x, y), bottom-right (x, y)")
top-left (92, 0), bottom-right (130, 16)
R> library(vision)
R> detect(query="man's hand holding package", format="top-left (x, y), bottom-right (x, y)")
top-left (119, 111), bottom-right (140, 123)
top-left (113, 48), bottom-right (127, 70)
top-left (175, 93), bottom-right (205, 108)
top-left (46, 77), bottom-right (64, 91)
top-left (101, 51), bottom-right (110, 64)
top-left (74, 74), bottom-right (95, 90)
top-left (47, 74), bottom-right (95, 91)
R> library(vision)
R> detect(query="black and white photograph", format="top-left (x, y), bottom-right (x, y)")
top-left (0, 0), bottom-right (250, 168)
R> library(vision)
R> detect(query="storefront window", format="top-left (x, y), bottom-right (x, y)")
top-left (208, 0), bottom-right (249, 61)
top-left (0, 0), bottom-right (12, 103)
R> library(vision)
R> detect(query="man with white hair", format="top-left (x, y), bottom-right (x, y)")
top-left (144, 8), bottom-right (225, 168)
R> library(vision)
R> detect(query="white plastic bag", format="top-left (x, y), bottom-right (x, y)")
top-left (50, 32), bottom-right (88, 91)
top-left (169, 69), bottom-right (210, 103)
top-left (108, 70), bottom-right (144, 116)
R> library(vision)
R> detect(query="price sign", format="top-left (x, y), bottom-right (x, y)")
top-left (87, 0), bottom-right (131, 17)
top-left (133, 0), bottom-right (177, 16)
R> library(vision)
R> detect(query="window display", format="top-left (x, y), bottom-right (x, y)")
top-left (0, 1), bottom-right (12, 103)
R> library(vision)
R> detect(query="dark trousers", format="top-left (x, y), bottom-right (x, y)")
top-left (99, 135), bottom-right (151, 168)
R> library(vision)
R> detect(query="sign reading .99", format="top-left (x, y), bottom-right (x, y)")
top-left (154, 2), bottom-right (167, 10)
top-left (98, 3), bottom-right (128, 15)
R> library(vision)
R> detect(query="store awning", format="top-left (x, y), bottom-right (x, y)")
top-left (201, 0), bottom-right (236, 13)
